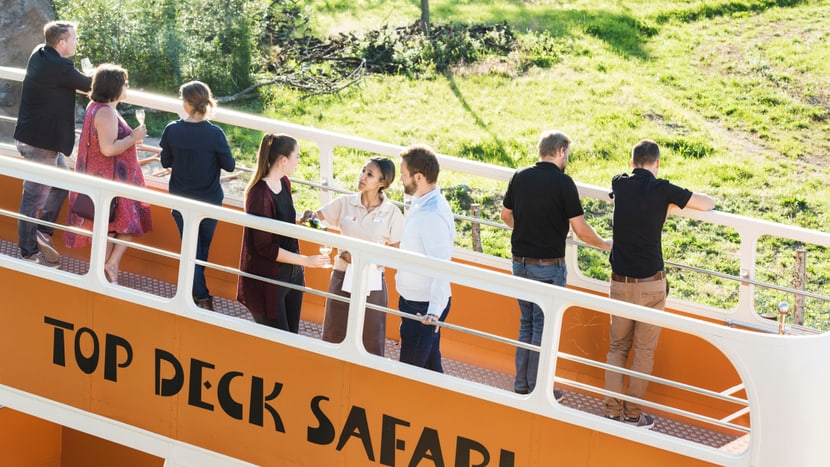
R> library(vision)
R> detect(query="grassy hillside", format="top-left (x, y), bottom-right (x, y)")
top-left (253, 0), bottom-right (828, 325)
top-left (277, 0), bottom-right (829, 223)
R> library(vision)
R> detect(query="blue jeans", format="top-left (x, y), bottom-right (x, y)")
top-left (172, 210), bottom-right (218, 300)
top-left (17, 142), bottom-right (69, 257)
top-left (399, 296), bottom-right (451, 372)
top-left (512, 261), bottom-right (567, 393)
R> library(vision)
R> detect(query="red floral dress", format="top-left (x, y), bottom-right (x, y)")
top-left (65, 102), bottom-right (152, 248)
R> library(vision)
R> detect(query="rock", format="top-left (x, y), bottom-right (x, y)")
top-left (0, 0), bottom-right (56, 139)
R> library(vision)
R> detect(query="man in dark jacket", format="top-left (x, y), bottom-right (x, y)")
top-left (14, 21), bottom-right (92, 267)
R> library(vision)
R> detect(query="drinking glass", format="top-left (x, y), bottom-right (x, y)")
top-left (319, 245), bottom-right (333, 267)
top-left (135, 109), bottom-right (145, 126)
top-left (81, 58), bottom-right (93, 75)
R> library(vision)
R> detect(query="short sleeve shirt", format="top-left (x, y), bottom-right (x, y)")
top-left (319, 193), bottom-right (405, 270)
top-left (610, 168), bottom-right (693, 277)
top-left (503, 161), bottom-right (584, 258)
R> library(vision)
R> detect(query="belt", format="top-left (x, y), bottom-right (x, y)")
top-left (512, 256), bottom-right (565, 266)
top-left (611, 271), bottom-right (666, 283)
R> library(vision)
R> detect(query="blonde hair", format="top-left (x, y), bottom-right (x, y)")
top-left (180, 81), bottom-right (216, 117)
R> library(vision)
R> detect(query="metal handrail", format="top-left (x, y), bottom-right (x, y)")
top-left (14, 68), bottom-right (830, 465)
top-left (558, 352), bottom-right (749, 407)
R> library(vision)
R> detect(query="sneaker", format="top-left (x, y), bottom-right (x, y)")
top-left (23, 252), bottom-right (60, 268)
top-left (554, 389), bottom-right (564, 403)
top-left (623, 413), bottom-right (655, 430)
top-left (604, 414), bottom-right (621, 421)
top-left (194, 296), bottom-right (214, 311)
top-left (36, 231), bottom-right (60, 263)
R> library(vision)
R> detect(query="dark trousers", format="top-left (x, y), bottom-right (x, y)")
top-left (172, 210), bottom-right (217, 300)
top-left (398, 296), bottom-right (451, 372)
top-left (253, 264), bottom-right (304, 334)
top-left (17, 143), bottom-right (68, 257)
top-left (322, 269), bottom-right (388, 356)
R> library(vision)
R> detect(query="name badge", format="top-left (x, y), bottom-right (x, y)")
top-left (373, 217), bottom-right (386, 223)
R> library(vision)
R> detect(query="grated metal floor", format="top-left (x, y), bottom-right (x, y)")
top-left (2, 238), bottom-right (744, 452)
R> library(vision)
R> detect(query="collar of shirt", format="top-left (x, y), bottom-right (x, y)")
top-left (534, 160), bottom-right (563, 172)
top-left (410, 187), bottom-right (440, 210)
top-left (347, 192), bottom-right (387, 209)
top-left (631, 167), bottom-right (655, 179)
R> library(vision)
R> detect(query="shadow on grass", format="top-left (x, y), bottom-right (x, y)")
top-left (442, 71), bottom-right (516, 168)
top-left (428, 3), bottom-right (658, 59)
top-left (654, 0), bottom-right (809, 23)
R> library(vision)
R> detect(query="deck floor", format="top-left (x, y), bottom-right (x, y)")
top-left (2, 239), bottom-right (744, 452)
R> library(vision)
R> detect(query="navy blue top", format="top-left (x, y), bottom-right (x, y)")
top-left (610, 168), bottom-right (693, 278)
top-left (503, 161), bottom-right (584, 258)
top-left (159, 120), bottom-right (235, 205)
top-left (14, 45), bottom-right (92, 156)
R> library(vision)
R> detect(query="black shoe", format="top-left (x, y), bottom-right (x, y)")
top-left (195, 296), bottom-right (214, 311)
top-left (514, 388), bottom-right (529, 395)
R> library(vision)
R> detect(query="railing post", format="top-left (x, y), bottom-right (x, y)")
top-left (793, 248), bottom-right (806, 325)
top-left (778, 302), bottom-right (790, 335)
top-left (470, 203), bottom-right (481, 253)
top-left (317, 142), bottom-right (335, 206)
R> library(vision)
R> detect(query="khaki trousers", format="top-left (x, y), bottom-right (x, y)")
top-left (604, 277), bottom-right (667, 418)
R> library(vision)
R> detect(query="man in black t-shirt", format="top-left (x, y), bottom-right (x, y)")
top-left (501, 130), bottom-right (611, 398)
top-left (604, 139), bottom-right (714, 429)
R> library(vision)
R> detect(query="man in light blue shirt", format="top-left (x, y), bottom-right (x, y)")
top-left (396, 144), bottom-right (456, 372)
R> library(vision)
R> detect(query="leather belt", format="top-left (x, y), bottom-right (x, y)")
top-left (611, 271), bottom-right (666, 283)
top-left (512, 256), bottom-right (565, 266)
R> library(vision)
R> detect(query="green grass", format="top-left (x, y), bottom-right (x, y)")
top-left (166, 0), bottom-right (828, 326)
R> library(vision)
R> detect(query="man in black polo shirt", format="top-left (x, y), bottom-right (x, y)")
top-left (501, 130), bottom-right (611, 398)
top-left (604, 139), bottom-right (714, 429)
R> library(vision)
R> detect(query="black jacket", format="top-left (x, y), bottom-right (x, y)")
top-left (13, 45), bottom-right (92, 156)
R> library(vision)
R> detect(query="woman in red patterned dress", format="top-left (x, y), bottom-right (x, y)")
top-left (65, 64), bottom-right (152, 284)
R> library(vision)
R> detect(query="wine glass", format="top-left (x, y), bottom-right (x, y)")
top-left (80, 58), bottom-right (93, 75)
top-left (319, 245), bottom-right (333, 267)
top-left (135, 108), bottom-right (145, 126)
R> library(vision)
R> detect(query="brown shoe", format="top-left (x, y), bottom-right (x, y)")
top-left (36, 231), bottom-right (60, 263)
top-left (195, 296), bottom-right (214, 311)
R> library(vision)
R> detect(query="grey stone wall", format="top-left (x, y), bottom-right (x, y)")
top-left (0, 0), bottom-right (56, 140)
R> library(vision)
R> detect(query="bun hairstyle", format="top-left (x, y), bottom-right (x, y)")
top-left (368, 156), bottom-right (396, 193)
top-left (246, 133), bottom-right (299, 197)
top-left (180, 81), bottom-right (217, 117)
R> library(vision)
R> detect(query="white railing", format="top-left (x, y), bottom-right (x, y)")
top-left (3, 66), bottom-right (830, 467)
top-left (3, 65), bottom-right (829, 332)
top-left (6, 153), bottom-right (830, 467)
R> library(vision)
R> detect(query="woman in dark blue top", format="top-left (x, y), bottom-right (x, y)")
top-left (160, 81), bottom-right (235, 310)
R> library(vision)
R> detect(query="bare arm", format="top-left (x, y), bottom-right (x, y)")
top-left (668, 193), bottom-right (716, 216)
top-left (570, 215), bottom-right (612, 251)
top-left (685, 193), bottom-right (716, 211)
top-left (276, 248), bottom-right (330, 268)
top-left (500, 207), bottom-right (514, 228)
top-left (94, 106), bottom-right (146, 157)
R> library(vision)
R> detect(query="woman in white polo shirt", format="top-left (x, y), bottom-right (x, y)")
top-left (302, 157), bottom-right (404, 356)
